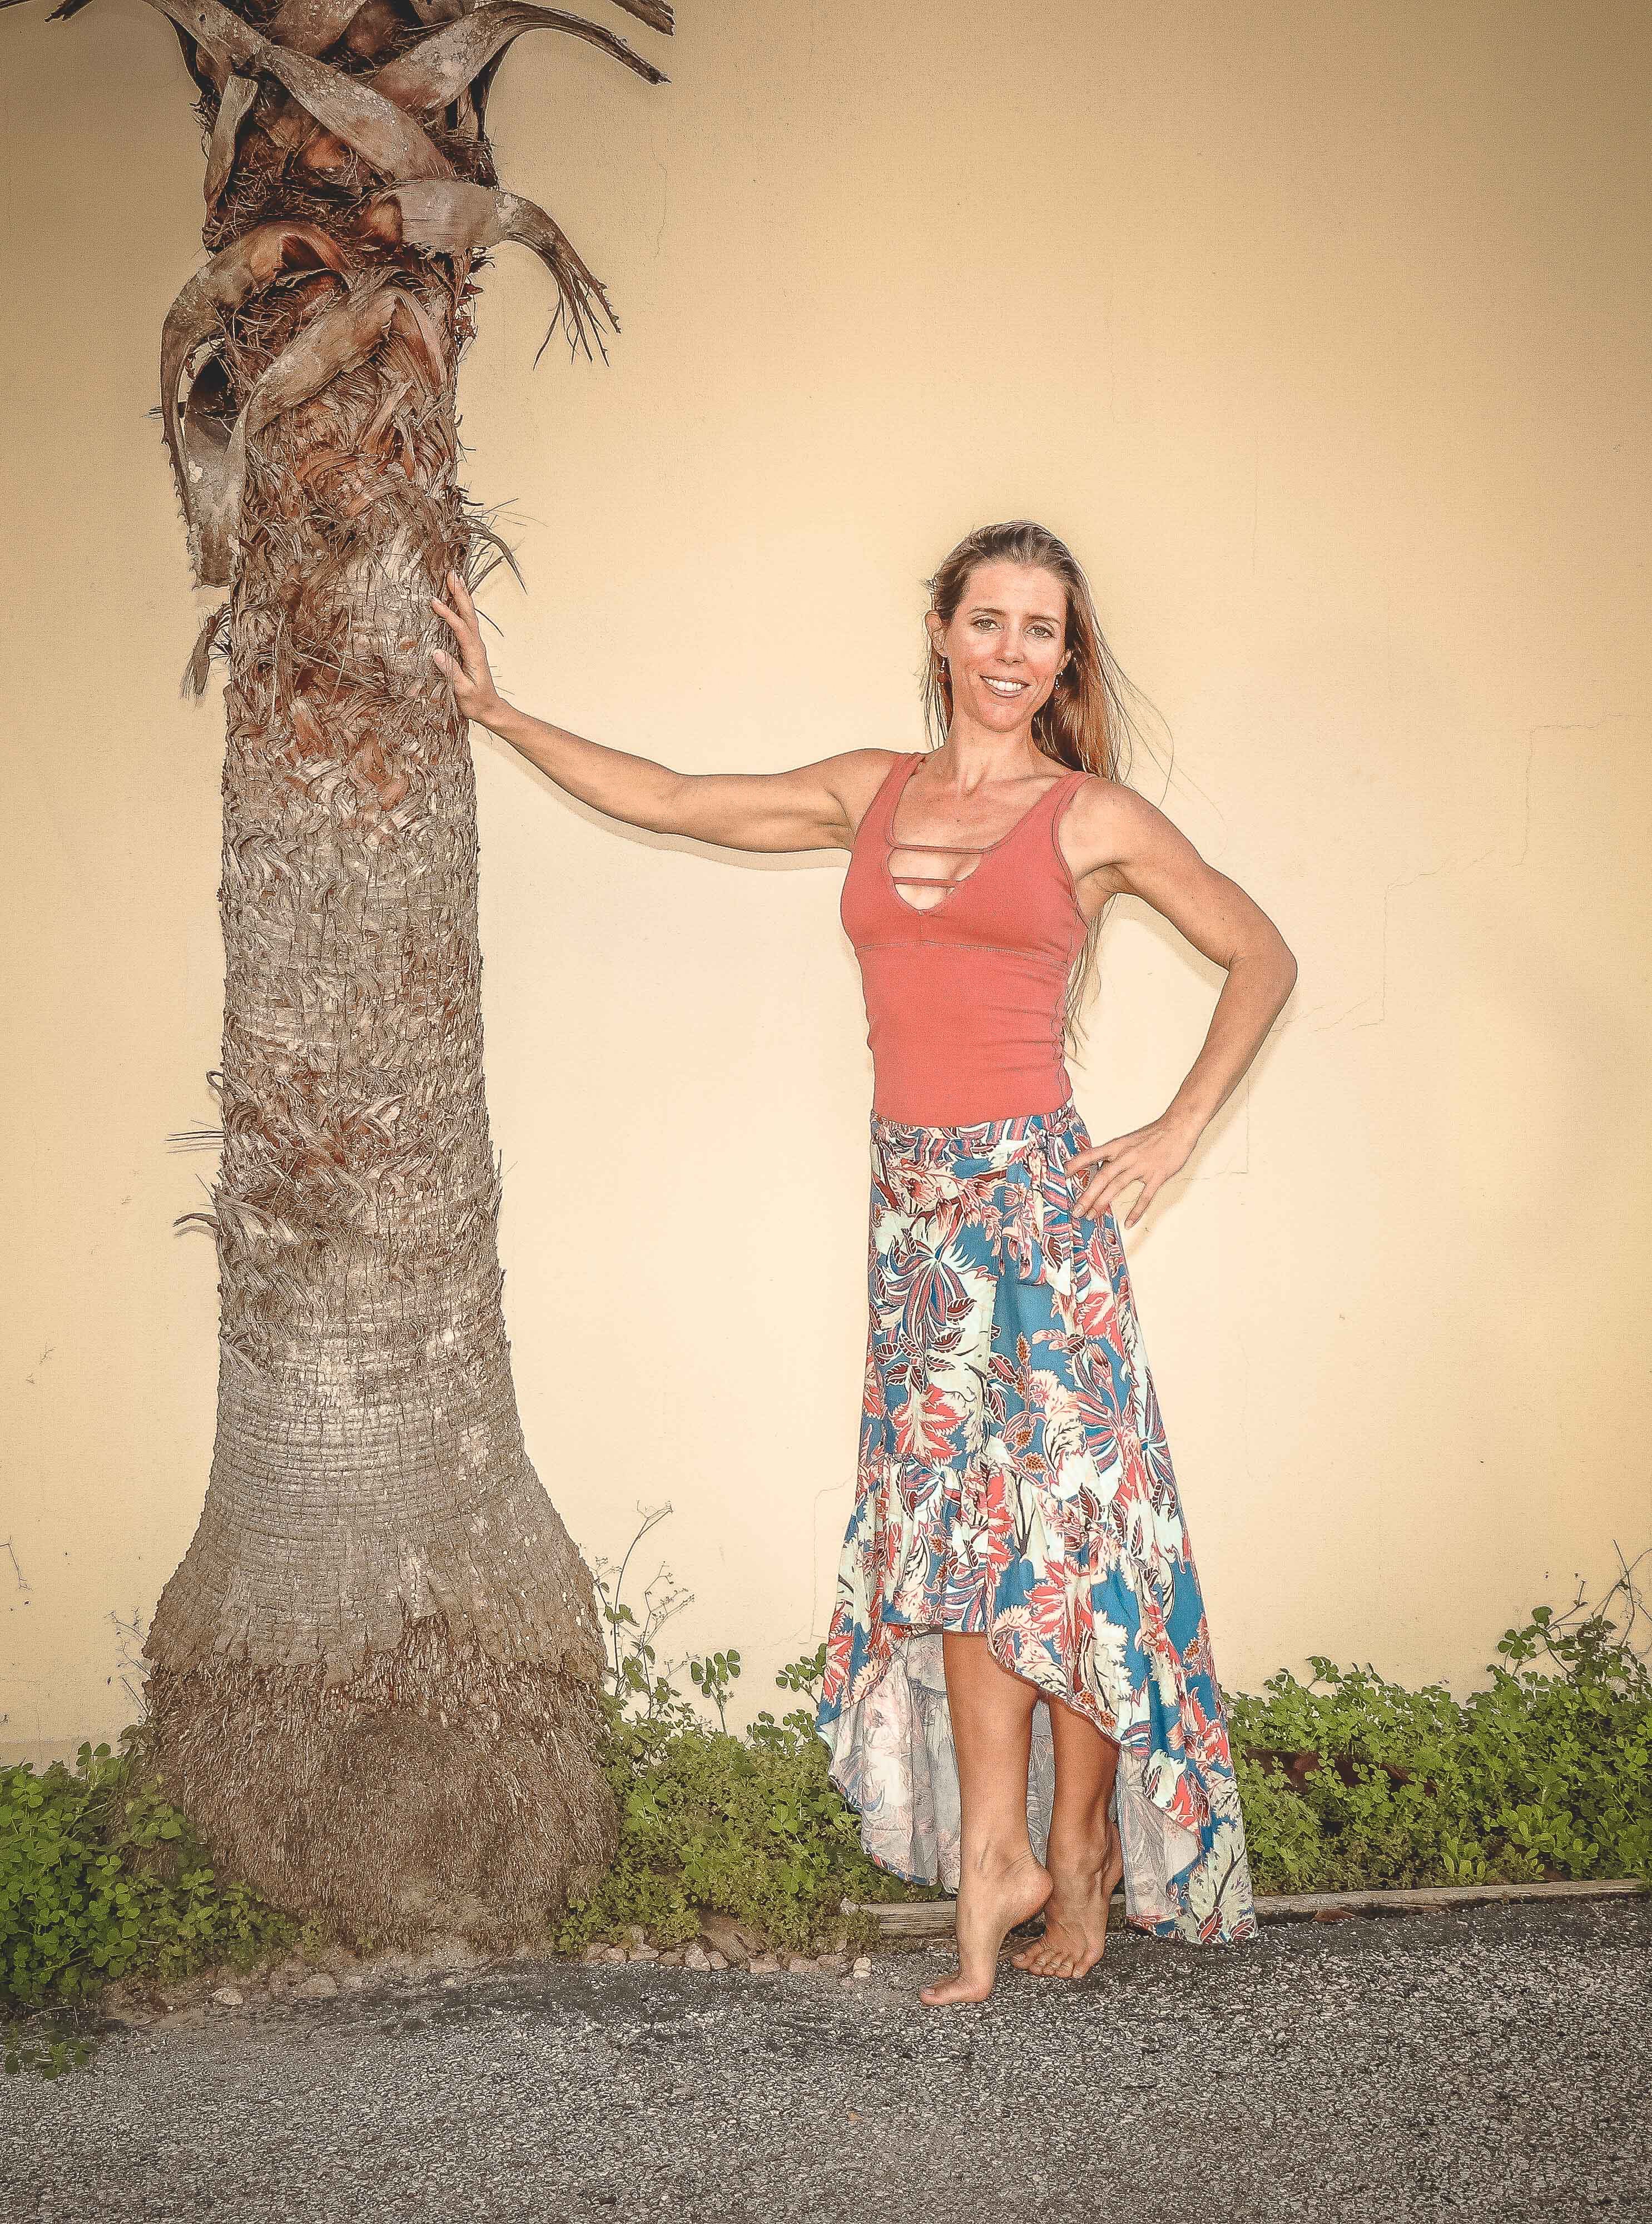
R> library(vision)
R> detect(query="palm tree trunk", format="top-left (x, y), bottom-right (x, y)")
top-left (8, 0), bottom-right (677, 1938)
top-left (147, 274), bottom-right (621, 1933)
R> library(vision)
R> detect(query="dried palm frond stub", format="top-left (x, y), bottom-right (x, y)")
top-left (263, 0), bottom-right (376, 57)
top-left (371, 2), bottom-right (668, 112)
top-left (161, 221), bottom-right (348, 580)
top-left (182, 602), bottom-right (231, 697)
top-left (356, 179), bottom-right (619, 360)
top-left (173, 275), bottom-right (410, 585)
top-left (203, 70), bottom-right (258, 205)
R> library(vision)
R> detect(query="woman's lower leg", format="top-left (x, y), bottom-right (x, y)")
top-left (1011, 1695), bottom-right (1126, 1980)
top-left (917, 1630), bottom-right (1053, 2008)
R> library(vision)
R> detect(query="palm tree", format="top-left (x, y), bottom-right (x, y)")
top-left (7, 0), bottom-right (676, 1940)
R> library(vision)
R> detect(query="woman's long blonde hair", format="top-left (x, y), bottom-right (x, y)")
top-left (919, 518), bottom-right (1164, 1059)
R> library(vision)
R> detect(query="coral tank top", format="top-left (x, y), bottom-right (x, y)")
top-left (840, 751), bottom-right (1090, 1126)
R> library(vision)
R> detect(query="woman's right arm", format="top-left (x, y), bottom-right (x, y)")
top-left (430, 570), bottom-right (889, 855)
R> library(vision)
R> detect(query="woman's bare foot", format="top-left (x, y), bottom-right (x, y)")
top-left (918, 1848), bottom-right (1053, 2007)
top-left (1010, 1812), bottom-right (1125, 1980)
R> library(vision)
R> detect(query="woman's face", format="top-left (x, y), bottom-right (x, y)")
top-left (927, 560), bottom-right (1070, 737)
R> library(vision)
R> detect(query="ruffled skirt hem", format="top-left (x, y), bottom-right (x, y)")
top-left (821, 1621), bottom-right (1254, 1948)
top-left (813, 1095), bottom-right (1257, 1950)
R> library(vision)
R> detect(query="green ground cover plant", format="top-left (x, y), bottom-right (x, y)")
top-left (1229, 1561), bottom-right (1652, 1893)
top-left (549, 1506), bottom-right (941, 1962)
top-left (4, 1511), bottom-right (1647, 2077)
top-left (0, 1738), bottom-right (306, 2020)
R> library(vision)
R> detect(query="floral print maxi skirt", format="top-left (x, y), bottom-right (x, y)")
top-left (815, 1096), bottom-right (1257, 1948)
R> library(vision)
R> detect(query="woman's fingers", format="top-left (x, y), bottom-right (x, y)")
top-left (1123, 1177), bottom-right (1160, 1228)
top-left (1116, 1174), bottom-right (1156, 1228)
top-left (430, 594), bottom-right (471, 643)
top-left (1069, 1114), bottom-right (1198, 1225)
top-left (430, 594), bottom-right (485, 678)
top-left (1073, 1141), bottom-right (1142, 1220)
top-left (1064, 1140), bottom-right (1108, 1173)
top-left (428, 580), bottom-right (500, 723)
top-left (1076, 1173), bottom-right (1135, 1219)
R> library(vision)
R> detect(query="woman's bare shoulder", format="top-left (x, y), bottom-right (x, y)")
top-left (823, 746), bottom-right (908, 842)
top-left (1064, 770), bottom-right (1174, 836)
top-left (1060, 771), bottom-right (1183, 890)
top-left (831, 744), bottom-right (907, 787)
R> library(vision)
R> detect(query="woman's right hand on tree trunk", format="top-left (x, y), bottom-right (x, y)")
top-left (430, 570), bottom-right (505, 727)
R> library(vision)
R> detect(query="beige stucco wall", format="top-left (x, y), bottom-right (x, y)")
top-left (4, 1), bottom-right (1649, 1765)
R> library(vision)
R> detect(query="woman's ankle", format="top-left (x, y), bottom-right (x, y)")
top-left (1043, 1815), bottom-right (1117, 1869)
top-left (958, 1837), bottom-right (1042, 1881)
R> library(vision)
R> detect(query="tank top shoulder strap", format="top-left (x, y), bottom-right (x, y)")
top-left (852, 751), bottom-right (920, 855)
top-left (1043, 766), bottom-right (1089, 889)
top-left (1036, 764), bottom-right (1089, 837)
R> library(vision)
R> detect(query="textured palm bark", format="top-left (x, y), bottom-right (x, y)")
top-left (9, 0), bottom-right (676, 1935)
top-left (150, 275), bottom-right (619, 1933)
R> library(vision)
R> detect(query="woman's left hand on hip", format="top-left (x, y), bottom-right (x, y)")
top-left (1066, 1111), bottom-right (1202, 1227)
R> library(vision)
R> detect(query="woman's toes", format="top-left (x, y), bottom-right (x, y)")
top-left (919, 1969), bottom-right (993, 2006)
top-left (1014, 1913), bottom-right (1109, 1980)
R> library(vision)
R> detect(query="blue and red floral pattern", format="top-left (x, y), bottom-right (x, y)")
top-left (815, 1096), bottom-right (1257, 1948)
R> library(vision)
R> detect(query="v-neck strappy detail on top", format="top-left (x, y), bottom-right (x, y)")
top-left (885, 751), bottom-right (1075, 912)
top-left (840, 751), bottom-right (1090, 1126)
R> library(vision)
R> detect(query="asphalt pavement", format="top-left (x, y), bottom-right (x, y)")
top-left (2, 1896), bottom-right (1647, 2223)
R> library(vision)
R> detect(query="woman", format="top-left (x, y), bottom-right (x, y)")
top-left (431, 518), bottom-right (1297, 2007)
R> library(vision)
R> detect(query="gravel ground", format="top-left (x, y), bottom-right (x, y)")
top-left (3, 1897), bottom-right (1648, 2224)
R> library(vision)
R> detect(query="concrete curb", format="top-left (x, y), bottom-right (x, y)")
top-left (843, 1876), bottom-right (1650, 1937)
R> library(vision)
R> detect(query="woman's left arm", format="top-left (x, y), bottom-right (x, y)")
top-left (1063, 779), bottom-right (1298, 1226)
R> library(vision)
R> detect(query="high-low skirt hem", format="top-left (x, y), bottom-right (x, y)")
top-left (813, 1096), bottom-right (1257, 1949)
